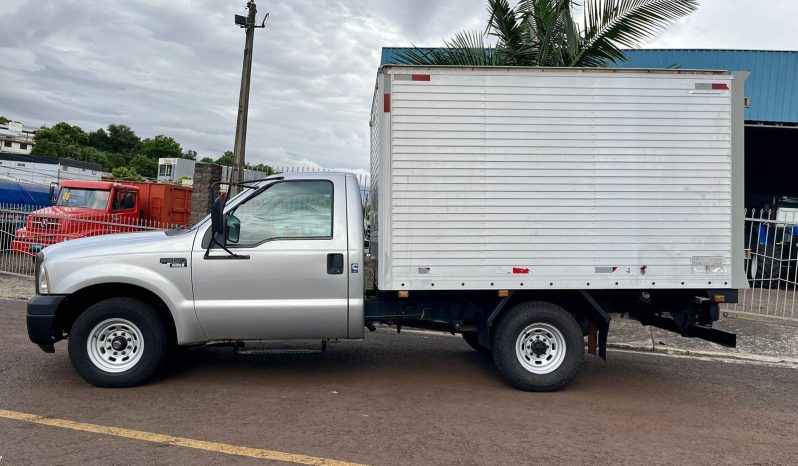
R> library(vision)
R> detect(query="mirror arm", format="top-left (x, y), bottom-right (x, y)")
top-left (203, 233), bottom-right (250, 260)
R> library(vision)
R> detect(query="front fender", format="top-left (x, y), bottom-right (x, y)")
top-left (52, 262), bottom-right (206, 344)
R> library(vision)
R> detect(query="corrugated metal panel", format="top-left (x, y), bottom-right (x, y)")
top-left (380, 48), bottom-right (798, 124)
top-left (373, 67), bottom-right (735, 290)
top-left (620, 50), bottom-right (798, 124)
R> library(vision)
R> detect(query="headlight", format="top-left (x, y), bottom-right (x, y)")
top-left (39, 266), bottom-right (50, 295)
top-left (35, 252), bottom-right (49, 295)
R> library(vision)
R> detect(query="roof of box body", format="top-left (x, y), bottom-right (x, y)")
top-left (380, 48), bottom-right (798, 124)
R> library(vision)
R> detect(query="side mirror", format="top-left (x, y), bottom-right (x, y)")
top-left (227, 214), bottom-right (240, 244)
top-left (211, 193), bottom-right (228, 246)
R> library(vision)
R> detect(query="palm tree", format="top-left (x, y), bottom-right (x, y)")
top-left (398, 0), bottom-right (698, 67)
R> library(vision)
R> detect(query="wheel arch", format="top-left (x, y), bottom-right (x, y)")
top-left (481, 290), bottom-right (611, 358)
top-left (54, 283), bottom-right (177, 347)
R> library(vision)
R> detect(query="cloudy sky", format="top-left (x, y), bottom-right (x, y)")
top-left (0, 0), bottom-right (795, 173)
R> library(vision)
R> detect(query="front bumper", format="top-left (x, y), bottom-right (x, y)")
top-left (27, 294), bottom-right (67, 353)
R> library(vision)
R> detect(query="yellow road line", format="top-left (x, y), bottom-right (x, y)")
top-left (0, 408), bottom-right (365, 466)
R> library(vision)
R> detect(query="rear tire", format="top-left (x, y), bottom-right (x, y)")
top-left (68, 297), bottom-right (167, 388)
top-left (461, 332), bottom-right (490, 353)
top-left (492, 301), bottom-right (584, 392)
top-left (750, 245), bottom-right (780, 288)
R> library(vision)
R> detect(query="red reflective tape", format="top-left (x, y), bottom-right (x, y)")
top-left (383, 93), bottom-right (390, 112)
top-left (712, 83), bottom-right (729, 90)
top-left (411, 74), bottom-right (431, 81)
top-left (611, 266), bottom-right (618, 272)
top-left (512, 267), bottom-right (530, 274)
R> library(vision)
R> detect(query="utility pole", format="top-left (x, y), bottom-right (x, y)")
top-left (231, 1), bottom-right (266, 193)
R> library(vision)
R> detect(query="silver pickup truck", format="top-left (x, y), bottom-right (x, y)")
top-left (27, 172), bottom-right (738, 391)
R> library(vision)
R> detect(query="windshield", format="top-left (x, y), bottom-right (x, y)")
top-left (56, 188), bottom-right (111, 210)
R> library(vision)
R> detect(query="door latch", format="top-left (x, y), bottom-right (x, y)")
top-left (327, 253), bottom-right (344, 274)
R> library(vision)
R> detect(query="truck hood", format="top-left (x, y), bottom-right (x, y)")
top-left (32, 206), bottom-right (109, 219)
top-left (42, 229), bottom-right (196, 261)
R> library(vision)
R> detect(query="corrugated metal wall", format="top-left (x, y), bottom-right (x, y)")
top-left (374, 67), bottom-right (735, 291)
top-left (621, 49), bottom-right (798, 124)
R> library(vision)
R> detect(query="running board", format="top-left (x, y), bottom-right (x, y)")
top-left (234, 340), bottom-right (327, 355)
top-left (641, 315), bottom-right (737, 348)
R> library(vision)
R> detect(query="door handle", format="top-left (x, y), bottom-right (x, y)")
top-left (327, 253), bottom-right (344, 275)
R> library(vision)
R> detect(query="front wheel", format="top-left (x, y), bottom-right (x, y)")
top-left (68, 297), bottom-right (167, 387)
top-left (492, 301), bottom-right (584, 392)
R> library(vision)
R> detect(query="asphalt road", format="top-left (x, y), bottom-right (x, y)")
top-left (1, 298), bottom-right (797, 465)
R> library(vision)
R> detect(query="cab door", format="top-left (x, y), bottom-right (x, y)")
top-left (190, 177), bottom-right (349, 340)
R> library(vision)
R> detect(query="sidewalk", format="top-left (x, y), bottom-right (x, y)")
top-left (609, 313), bottom-right (798, 365)
top-left (2, 272), bottom-right (797, 365)
top-left (0, 273), bottom-right (32, 301)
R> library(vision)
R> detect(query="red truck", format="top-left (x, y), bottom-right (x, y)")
top-left (11, 180), bottom-right (192, 255)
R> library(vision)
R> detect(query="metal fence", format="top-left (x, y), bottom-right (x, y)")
top-left (724, 209), bottom-right (798, 321)
top-left (1, 203), bottom-right (180, 277)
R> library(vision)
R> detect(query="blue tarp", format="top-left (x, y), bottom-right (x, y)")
top-left (0, 179), bottom-right (52, 206)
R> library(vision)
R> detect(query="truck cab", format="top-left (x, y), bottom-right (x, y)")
top-left (27, 173), bottom-right (365, 386)
top-left (12, 180), bottom-right (142, 254)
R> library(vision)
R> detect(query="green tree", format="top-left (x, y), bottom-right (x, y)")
top-left (107, 124), bottom-right (141, 154)
top-left (250, 163), bottom-right (273, 175)
top-left (200, 156), bottom-right (215, 163)
top-left (32, 122), bottom-right (88, 158)
top-left (183, 149), bottom-right (198, 160)
top-left (129, 154), bottom-right (158, 178)
top-left (0, 115), bottom-right (9, 125)
top-left (111, 166), bottom-right (145, 181)
top-left (76, 146), bottom-right (109, 168)
top-left (399, 0), bottom-right (697, 67)
top-left (107, 153), bottom-right (129, 170)
top-left (87, 128), bottom-right (111, 151)
top-left (215, 150), bottom-right (234, 166)
top-left (139, 135), bottom-right (183, 160)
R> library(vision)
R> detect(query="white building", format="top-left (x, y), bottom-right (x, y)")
top-left (0, 121), bottom-right (36, 155)
top-left (0, 153), bottom-right (109, 185)
top-left (157, 158), bottom-right (272, 183)
top-left (157, 158), bottom-right (196, 182)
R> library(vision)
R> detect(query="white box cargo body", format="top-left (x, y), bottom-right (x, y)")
top-left (370, 66), bottom-right (746, 292)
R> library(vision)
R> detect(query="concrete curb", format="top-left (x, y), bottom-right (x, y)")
top-left (608, 342), bottom-right (798, 367)
top-left (402, 328), bottom-right (798, 368)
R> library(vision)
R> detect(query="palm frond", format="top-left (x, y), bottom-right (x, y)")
top-left (574, 0), bottom-right (698, 66)
top-left (395, 31), bottom-right (497, 66)
top-left (486, 0), bottom-right (534, 65)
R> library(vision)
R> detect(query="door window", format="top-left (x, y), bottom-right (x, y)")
top-left (229, 180), bottom-right (333, 246)
top-left (113, 190), bottom-right (137, 211)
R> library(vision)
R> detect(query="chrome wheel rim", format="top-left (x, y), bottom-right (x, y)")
top-left (86, 318), bottom-right (144, 373)
top-left (515, 323), bottom-right (566, 374)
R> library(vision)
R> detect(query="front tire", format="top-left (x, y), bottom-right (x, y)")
top-left (492, 301), bottom-right (584, 392)
top-left (68, 297), bottom-right (167, 388)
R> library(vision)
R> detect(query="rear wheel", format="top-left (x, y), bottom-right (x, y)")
top-left (68, 297), bottom-right (167, 387)
top-left (492, 301), bottom-right (584, 392)
top-left (461, 331), bottom-right (490, 353)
